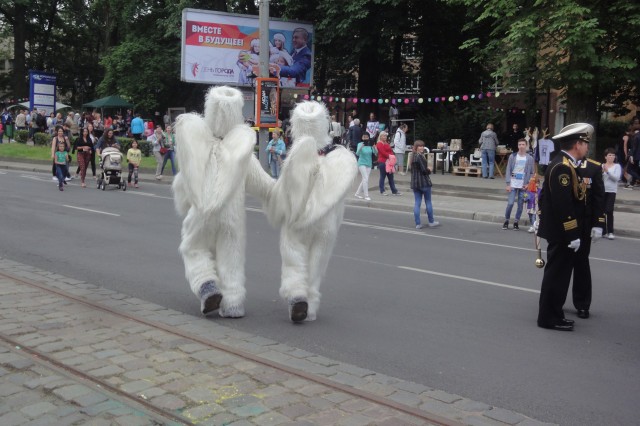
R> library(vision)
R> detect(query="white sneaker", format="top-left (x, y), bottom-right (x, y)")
top-left (427, 221), bottom-right (440, 228)
top-left (364, 197), bottom-right (371, 201)
top-left (64, 177), bottom-right (71, 182)
top-left (355, 193), bottom-right (364, 199)
top-left (607, 233), bottom-right (615, 240)
top-left (528, 226), bottom-right (535, 233)
top-left (416, 224), bottom-right (424, 229)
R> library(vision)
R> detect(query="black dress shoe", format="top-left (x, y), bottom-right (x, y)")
top-left (538, 322), bottom-right (574, 331)
top-left (561, 318), bottom-right (575, 325)
top-left (577, 309), bottom-right (589, 319)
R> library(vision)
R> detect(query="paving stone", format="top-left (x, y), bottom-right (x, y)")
top-left (80, 400), bottom-right (125, 416)
top-left (88, 364), bottom-right (125, 377)
top-left (453, 398), bottom-right (492, 413)
top-left (424, 389), bottom-right (463, 404)
top-left (221, 394), bottom-right (262, 408)
top-left (72, 390), bottom-right (110, 407)
top-left (120, 380), bottom-right (155, 393)
top-left (150, 394), bottom-right (187, 410)
top-left (252, 411), bottom-right (292, 426)
top-left (53, 384), bottom-right (93, 401)
top-left (229, 403), bottom-right (268, 418)
top-left (182, 402), bottom-right (225, 420)
top-left (5, 357), bottom-right (35, 370)
top-left (0, 411), bottom-right (28, 426)
top-left (323, 391), bottom-right (352, 404)
top-left (280, 403), bottom-right (316, 419)
top-left (0, 382), bottom-right (23, 396)
top-left (93, 349), bottom-right (126, 359)
top-left (388, 389), bottom-right (423, 407)
top-left (113, 414), bottom-right (154, 425)
top-left (482, 407), bottom-right (527, 425)
top-left (19, 401), bottom-right (57, 418)
top-left (334, 363), bottom-right (375, 378)
top-left (394, 380), bottom-right (431, 394)
top-left (336, 412), bottom-right (374, 426)
top-left (263, 393), bottom-right (304, 409)
top-left (123, 367), bottom-right (157, 380)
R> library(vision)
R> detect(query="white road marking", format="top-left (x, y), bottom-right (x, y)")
top-left (397, 265), bottom-right (540, 294)
top-left (343, 220), bottom-right (535, 252)
top-left (63, 205), bottom-right (120, 217)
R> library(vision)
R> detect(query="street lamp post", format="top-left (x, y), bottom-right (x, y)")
top-left (258, 0), bottom-right (270, 170)
top-left (74, 77), bottom-right (92, 111)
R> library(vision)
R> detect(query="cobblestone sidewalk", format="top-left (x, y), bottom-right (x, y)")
top-left (0, 257), bottom-right (554, 426)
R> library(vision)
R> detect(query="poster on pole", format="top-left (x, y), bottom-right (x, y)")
top-left (255, 78), bottom-right (279, 128)
top-left (29, 70), bottom-right (57, 116)
top-left (181, 9), bottom-right (313, 88)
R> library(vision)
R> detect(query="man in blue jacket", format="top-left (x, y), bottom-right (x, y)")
top-left (278, 28), bottom-right (312, 86)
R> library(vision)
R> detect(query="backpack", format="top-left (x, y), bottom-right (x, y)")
top-left (36, 113), bottom-right (46, 129)
top-left (632, 132), bottom-right (640, 162)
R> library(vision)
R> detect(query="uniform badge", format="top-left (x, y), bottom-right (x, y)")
top-left (559, 174), bottom-right (570, 186)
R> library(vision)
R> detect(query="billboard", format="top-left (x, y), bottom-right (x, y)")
top-left (181, 9), bottom-right (314, 88)
top-left (29, 70), bottom-right (57, 116)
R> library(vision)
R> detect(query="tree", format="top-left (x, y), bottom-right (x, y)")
top-left (452, 0), bottom-right (640, 145)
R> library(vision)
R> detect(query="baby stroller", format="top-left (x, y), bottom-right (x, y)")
top-left (97, 147), bottom-right (127, 191)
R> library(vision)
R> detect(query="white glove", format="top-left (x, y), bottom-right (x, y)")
top-left (568, 238), bottom-right (581, 252)
top-left (533, 220), bottom-right (539, 232)
top-left (590, 227), bottom-right (603, 242)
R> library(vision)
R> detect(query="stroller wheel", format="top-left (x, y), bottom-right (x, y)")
top-left (122, 182), bottom-right (127, 191)
top-left (101, 182), bottom-right (106, 191)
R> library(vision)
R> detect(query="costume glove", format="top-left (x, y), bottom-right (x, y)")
top-left (533, 220), bottom-right (539, 233)
top-left (567, 238), bottom-right (581, 252)
top-left (590, 227), bottom-right (603, 243)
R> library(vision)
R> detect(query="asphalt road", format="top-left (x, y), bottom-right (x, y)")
top-left (1, 168), bottom-right (639, 426)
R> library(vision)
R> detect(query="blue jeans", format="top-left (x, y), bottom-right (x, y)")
top-left (481, 149), bottom-right (495, 178)
top-left (505, 188), bottom-right (525, 221)
top-left (413, 187), bottom-right (434, 225)
top-left (55, 164), bottom-right (68, 187)
top-left (269, 159), bottom-right (280, 178)
top-left (378, 163), bottom-right (398, 194)
top-left (161, 150), bottom-right (176, 175)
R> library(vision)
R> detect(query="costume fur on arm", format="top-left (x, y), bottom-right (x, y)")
top-left (246, 154), bottom-right (275, 205)
top-left (174, 113), bottom-right (255, 215)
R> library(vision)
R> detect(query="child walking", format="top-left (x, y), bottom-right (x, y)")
top-left (525, 175), bottom-right (540, 233)
top-left (53, 141), bottom-right (70, 191)
top-left (602, 148), bottom-right (622, 239)
top-left (127, 140), bottom-right (142, 188)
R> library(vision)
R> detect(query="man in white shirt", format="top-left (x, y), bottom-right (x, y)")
top-left (393, 123), bottom-right (408, 174)
top-left (503, 139), bottom-right (535, 230)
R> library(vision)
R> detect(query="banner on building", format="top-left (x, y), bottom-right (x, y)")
top-left (181, 9), bottom-right (314, 88)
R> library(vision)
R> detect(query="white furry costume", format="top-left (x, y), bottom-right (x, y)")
top-left (266, 101), bottom-right (358, 322)
top-left (172, 86), bottom-right (256, 318)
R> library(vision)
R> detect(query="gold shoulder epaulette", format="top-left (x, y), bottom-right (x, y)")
top-left (587, 158), bottom-right (601, 166)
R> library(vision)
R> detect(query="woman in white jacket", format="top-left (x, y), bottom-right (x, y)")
top-left (602, 148), bottom-right (622, 239)
top-left (392, 123), bottom-right (408, 174)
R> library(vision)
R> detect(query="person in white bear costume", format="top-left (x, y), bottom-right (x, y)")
top-left (266, 101), bottom-right (358, 322)
top-left (172, 86), bottom-right (266, 318)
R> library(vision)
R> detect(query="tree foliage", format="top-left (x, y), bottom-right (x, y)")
top-left (452, 0), bottom-right (640, 129)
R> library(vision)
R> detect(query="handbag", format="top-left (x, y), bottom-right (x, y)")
top-left (159, 147), bottom-right (168, 155)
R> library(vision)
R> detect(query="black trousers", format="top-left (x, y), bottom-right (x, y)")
top-left (538, 240), bottom-right (576, 327)
top-left (604, 192), bottom-right (616, 234)
top-left (572, 228), bottom-right (593, 311)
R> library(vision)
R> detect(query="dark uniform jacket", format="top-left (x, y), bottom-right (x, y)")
top-left (538, 151), bottom-right (587, 242)
top-left (576, 158), bottom-right (606, 231)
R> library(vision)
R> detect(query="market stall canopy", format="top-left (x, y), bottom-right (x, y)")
top-left (82, 95), bottom-right (133, 109)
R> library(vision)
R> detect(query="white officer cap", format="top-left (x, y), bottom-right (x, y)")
top-left (552, 123), bottom-right (594, 142)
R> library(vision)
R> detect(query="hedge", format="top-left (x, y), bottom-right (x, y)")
top-left (33, 132), bottom-right (50, 146)
top-left (14, 130), bottom-right (29, 143)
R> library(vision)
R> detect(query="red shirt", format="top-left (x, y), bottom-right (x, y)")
top-left (376, 142), bottom-right (394, 163)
